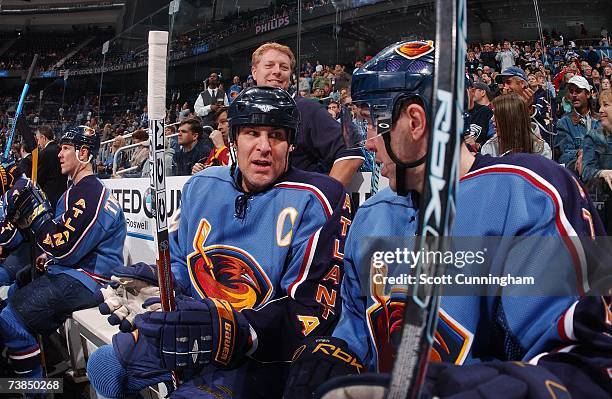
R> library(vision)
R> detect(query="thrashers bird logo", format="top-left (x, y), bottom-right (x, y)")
top-left (395, 40), bottom-right (435, 59)
top-left (188, 219), bottom-right (272, 310)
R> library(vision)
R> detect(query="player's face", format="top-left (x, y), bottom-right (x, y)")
top-left (58, 144), bottom-right (79, 175)
top-left (236, 125), bottom-right (290, 193)
top-left (252, 49), bottom-right (292, 90)
top-left (599, 97), bottom-right (612, 133)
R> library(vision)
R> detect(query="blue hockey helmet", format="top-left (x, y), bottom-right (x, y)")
top-left (351, 40), bottom-right (435, 195)
top-left (60, 125), bottom-right (100, 159)
top-left (228, 86), bottom-right (300, 145)
top-left (352, 40), bottom-right (434, 126)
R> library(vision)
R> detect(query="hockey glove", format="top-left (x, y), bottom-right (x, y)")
top-left (4, 178), bottom-right (53, 234)
top-left (283, 337), bottom-right (364, 399)
top-left (134, 295), bottom-right (252, 372)
top-left (312, 361), bottom-right (571, 399)
top-left (98, 263), bottom-right (161, 332)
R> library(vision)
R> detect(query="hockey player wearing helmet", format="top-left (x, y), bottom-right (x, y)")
top-left (285, 41), bottom-right (610, 399)
top-left (87, 86), bottom-right (353, 399)
top-left (0, 125), bottom-right (125, 378)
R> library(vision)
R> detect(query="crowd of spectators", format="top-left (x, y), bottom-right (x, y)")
top-left (1, 26), bottom-right (611, 227)
top-left (0, 1), bottom-right (333, 77)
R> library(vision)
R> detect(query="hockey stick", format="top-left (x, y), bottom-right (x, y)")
top-left (148, 30), bottom-right (176, 313)
top-left (4, 54), bottom-right (38, 160)
top-left (386, 0), bottom-right (466, 398)
top-left (148, 30), bottom-right (180, 389)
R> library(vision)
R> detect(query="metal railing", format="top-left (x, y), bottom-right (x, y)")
top-left (112, 131), bottom-right (179, 176)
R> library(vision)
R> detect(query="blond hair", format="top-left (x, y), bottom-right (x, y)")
top-left (251, 42), bottom-right (296, 70)
top-left (599, 89), bottom-right (612, 106)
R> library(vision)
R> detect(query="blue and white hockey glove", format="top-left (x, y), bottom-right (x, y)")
top-left (98, 263), bottom-right (161, 332)
top-left (4, 178), bottom-right (53, 233)
top-left (134, 295), bottom-right (252, 371)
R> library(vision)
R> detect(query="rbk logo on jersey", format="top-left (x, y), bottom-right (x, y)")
top-left (188, 219), bottom-right (273, 310)
top-left (395, 40), bottom-right (435, 59)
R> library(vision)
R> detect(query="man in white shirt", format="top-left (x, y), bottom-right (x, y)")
top-left (194, 72), bottom-right (229, 127)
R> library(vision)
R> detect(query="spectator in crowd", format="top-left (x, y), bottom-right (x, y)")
top-left (98, 135), bottom-right (128, 178)
top-left (229, 75), bottom-right (243, 103)
top-left (165, 124), bottom-right (179, 153)
top-left (36, 125), bottom-right (67, 211)
top-left (496, 66), bottom-right (556, 145)
top-left (466, 50), bottom-right (480, 75)
top-left (174, 118), bottom-right (211, 176)
top-left (480, 43), bottom-right (497, 70)
top-left (327, 101), bottom-right (341, 121)
top-left (250, 42), bottom-right (363, 187)
top-left (586, 46), bottom-right (600, 69)
top-left (18, 142), bottom-right (32, 179)
top-left (194, 72), bottom-right (229, 128)
top-left (178, 102), bottom-right (191, 122)
top-left (192, 107), bottom-right (230, 173)
top-left (581, 89), bottom-right (612, 229)
top-left (298, 72), bottom-right (311, 96)
top-left (555, 76), bottom-right (600, 171)
top-left (139, 106), bottom-right (148, 128)
top-left (473, 81), bottom-right (492, 107)
top-left (127, 128), bottom-right (150, 176)
top-left (495, 41), bottom-right (519, 72)
top-left (333, 64), bottom-right (351, 91)
top-left (482, 93), bottom-right (551, 159)
top-left (466, 80), bottom-right (494, 151)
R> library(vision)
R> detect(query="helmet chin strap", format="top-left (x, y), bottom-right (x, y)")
top-left (379, 117), bottom-right (426, 197)
top-left (70, 148), bottom-right (92, 182)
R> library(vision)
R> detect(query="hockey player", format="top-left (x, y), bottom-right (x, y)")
top-left (285, 40), bottom-right (611, 399)
top-left (0, 160), bottom-right (30, 289)
top-left (86, 86), bottom-right (352, 398)
top-left (0, 125), bottom-right (126, 377)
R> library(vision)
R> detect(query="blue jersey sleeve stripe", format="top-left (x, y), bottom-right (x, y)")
top-left (274, 182), bottom-right (333, 218)
top-left (461, 164), bottom-right (589, 295)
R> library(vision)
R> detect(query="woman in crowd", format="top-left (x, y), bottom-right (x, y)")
top-left (582, 88), bottom-right (612, 230)
top-left (128, 128), bottom-right (150, 175)
top-left (482, 93), bottom-right (552, 158)
top-left (98, 135), bottom-right (128, 178)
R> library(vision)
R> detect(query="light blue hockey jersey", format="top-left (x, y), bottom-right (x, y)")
top-left (0, 175), bottom-right (126, 292)
top-left (169, 165), bottom-right (352, 362)
top-left (333, 153), bottom-right (608, 380)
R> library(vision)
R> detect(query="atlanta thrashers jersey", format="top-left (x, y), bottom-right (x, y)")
top-left (169, 165), bottom-right (352, 363)
top-left (332, 153), bottom-right (610, 396)
top-left (0, 175), bottom-right (126, 292)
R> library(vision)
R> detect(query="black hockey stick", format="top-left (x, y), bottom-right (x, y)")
top-left (386, 0), bottom-right (466, 398)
